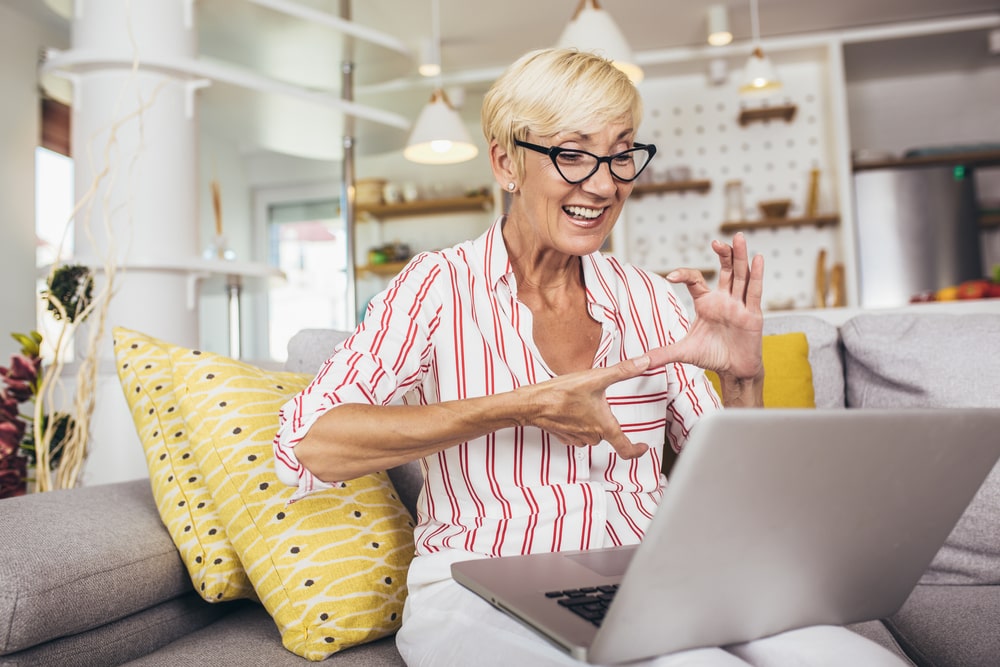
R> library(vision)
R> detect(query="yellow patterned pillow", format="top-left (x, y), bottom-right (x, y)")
top-left (112, 328), bottom-right (254, 602)
top-left (706, 332), bottom-right (816, 408)
top-left (168, 344), bottom-right (415, 660)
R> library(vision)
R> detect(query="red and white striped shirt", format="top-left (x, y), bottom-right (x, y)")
top-left (273, 217), bottom-right (721, 558)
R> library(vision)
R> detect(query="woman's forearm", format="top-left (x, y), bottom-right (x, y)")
top-left (293, 392), bottom-right (525, 482)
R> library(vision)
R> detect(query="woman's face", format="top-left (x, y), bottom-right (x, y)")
top-left (515, 119), bottom-right (637, 257)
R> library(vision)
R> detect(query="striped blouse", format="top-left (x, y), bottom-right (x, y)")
top-left (273, 217), bottom-right (721, 558)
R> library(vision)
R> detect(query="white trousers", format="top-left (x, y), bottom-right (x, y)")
top-left (396, 552), bottom-right (911, 667)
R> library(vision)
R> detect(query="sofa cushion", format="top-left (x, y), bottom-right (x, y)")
top-left (762, 314), bottom-right (844, 408)
top-left (0, 480), bottom-right (191, 655)
top-left (283, 328), bottom-right (353, 376)
top-left (120, 602), bottom-right (405, 666)
top-left (841, 312), bottom-right (1000, 586)
top-left (113, 328), bottom-right (254, 602)
top-left (706, 332), bottom-right (816, 408)
top-left (167, 342), bottom-right (415, 660)
top-left (885, 584), bottom-right (1000, 667)
top-left (0, 593), bottom-right (238, 667)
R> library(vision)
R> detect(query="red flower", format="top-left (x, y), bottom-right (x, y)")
top-left (0, 451), bottom-right (27, 499)
top-left (0, 419), bottom-right (26, 458)
top-left (0, 396), bottom-right (18, 422)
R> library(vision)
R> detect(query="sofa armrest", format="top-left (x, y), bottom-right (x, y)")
top-left (0, 479), bottom-right (192, 655)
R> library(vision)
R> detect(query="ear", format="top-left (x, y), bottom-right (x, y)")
top-left (489, 140), bottom-right (517, 191)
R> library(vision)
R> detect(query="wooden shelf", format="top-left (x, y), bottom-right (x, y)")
top-left (357, 193), bottom-right (494, 220)
top-left (358, 260), bottom-right (409, 276)
top-left (853, 149), bottom-right (1000, 172)
top-left (720, 215), bottom-right (840, 234)
top-left (738, 104), bottom-right (797, 127)
top-left (982, 213), bottom-right (1000, 229)
top-left (632, 180), bottom-right (712, 197)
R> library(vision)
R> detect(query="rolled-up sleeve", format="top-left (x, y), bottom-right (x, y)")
top-left (272, 253), bottom-right (443, 501)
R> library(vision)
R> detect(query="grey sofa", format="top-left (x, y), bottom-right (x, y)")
top-left (2, 309), bottom-right (999, 666)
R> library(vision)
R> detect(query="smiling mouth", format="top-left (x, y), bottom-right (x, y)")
top-left (563, 205), bottom-right (604, 221)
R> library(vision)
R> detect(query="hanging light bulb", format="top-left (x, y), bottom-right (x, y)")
top-left (739, 0), bottom-right (781, 95)
top-left (556, 0), bottom-right (643, 84)
top-left (404, 89), bottom-right (479, 164)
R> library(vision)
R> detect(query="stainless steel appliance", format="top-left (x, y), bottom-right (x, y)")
top-left (853, 165), bottom-right (982, 308)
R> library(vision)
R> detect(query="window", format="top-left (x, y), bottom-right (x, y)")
top-left (264, 196), bottom-right (352, 362)
top-left (34, 146), bottom-right (75, 361)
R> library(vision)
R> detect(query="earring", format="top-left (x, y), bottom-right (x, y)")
top-left (507, 182), bottom-right (516, 191)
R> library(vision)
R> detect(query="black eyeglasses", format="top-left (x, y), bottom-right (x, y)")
top-left (514, 139), bottom-right (657, 185)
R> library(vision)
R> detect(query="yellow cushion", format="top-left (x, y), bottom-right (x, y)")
top-left (167, 342), bottom-right (415, 660)
top-left (113, 328), bottom-right (254, 602)
top-left (706, 332), bottom-right (815, 408)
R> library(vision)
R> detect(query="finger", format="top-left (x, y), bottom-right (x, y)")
top-left (730, 233), bottom-right (750, 300)
top-left (644, 342), bottom-right (681, 369)
top-left (605, 429), bottom-right (650, 460)
top-left (665, 268), bottom-right (712, 301)
top-left (712, 239), bottom-right (734, 292)
top-left (595, 354), bottom-right (651, 390)
top-left (745, 253), bottom-right (765, 314)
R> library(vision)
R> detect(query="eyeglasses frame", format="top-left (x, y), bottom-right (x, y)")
top-left (513, 139), bottom-right (657, 185)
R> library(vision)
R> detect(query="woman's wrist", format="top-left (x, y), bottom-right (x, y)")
top-left (717, 367), bottom-right (765, 408)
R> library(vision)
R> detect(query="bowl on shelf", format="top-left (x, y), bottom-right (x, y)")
top-left (758, 199), bottom-right (791, 219)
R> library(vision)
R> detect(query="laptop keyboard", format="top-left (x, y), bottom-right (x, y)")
top-left (545, 584), bottom-right (619, 626)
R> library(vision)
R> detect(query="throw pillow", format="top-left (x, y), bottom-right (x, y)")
top-left (113, 327), bottom-right (254, 602)
top-left (706, 332), bottom-right (816, 408)
top-left (167, 343), bottom-right (415, 660)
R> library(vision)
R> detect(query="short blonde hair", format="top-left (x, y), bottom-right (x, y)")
top-left (481, 48), bottom-right (644, 180)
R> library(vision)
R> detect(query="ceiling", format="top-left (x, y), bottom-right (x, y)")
top-left (4, 0), bottom-right (999, 159)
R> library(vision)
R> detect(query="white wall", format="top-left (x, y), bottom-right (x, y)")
top-left (0, 7), bottom-right (66, 361)
top-left (847, 66), bottom-right (1000, 155)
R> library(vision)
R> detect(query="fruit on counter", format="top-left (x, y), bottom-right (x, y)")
top-left (933, 286), bottom-right (959, 301)
top-left (955, 279), bottom-right (992, 299)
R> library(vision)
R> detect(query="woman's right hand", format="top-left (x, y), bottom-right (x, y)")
top-left (520, 355), bottom-right (652, 460)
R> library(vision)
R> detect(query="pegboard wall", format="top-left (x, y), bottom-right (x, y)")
top-left (622, 59), bottom-right (845, 311)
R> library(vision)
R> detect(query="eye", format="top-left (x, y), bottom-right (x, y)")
top-left (612, 152), bottom-right (634, 166)
top-left (555, 150), bottom-right (587, 165)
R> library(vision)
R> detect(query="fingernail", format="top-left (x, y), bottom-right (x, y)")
top-left (665, 271), bottom-right (680, 281)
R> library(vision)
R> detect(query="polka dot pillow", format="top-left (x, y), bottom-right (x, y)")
top-left (167, 341), bottom-right (415, 660)
top-left (113, 328), bottom-right (254, 602)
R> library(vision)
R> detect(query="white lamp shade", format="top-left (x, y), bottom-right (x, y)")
top-left (739, 47), bottom-right (782, 95)
top-left (557, 1), bottom-right (643, 84)
top-left (404, 90), bottom-right (479, 165)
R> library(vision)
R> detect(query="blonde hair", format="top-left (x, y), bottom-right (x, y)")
top-left (481, 48), bottom-right (644, 179)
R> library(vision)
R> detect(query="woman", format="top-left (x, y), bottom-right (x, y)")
top-left (274, 49), bottom-right (904, 666)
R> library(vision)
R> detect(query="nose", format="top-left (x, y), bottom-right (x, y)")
top-left (582, 159), bottom-right (618, 196)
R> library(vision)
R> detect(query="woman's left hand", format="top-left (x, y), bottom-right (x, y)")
top-left (646, 232), bottom-right (764, 380)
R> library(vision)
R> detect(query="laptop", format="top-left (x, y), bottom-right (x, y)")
top-left (451, 408), bottom-right (1000, 665)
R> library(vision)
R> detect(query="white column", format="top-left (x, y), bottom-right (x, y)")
top-left (72, 0), bottom-right (199, 347)
top-left (67, 0), bottom-right (200, 484)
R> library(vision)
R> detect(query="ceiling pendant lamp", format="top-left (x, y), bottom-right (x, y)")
top-left (404, 88), bottom-right (479, 164)
top-left (739, 0), bottom-right (782, 95)
top-left (707, 5), bottom-right (733, 46)
top-left (404, 0), bottom-right (478, 164)
top-left (556, 0), bottom-right (643, 84)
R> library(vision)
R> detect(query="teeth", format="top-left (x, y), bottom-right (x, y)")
top-left (564, 205), bottom-right (603, 220)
